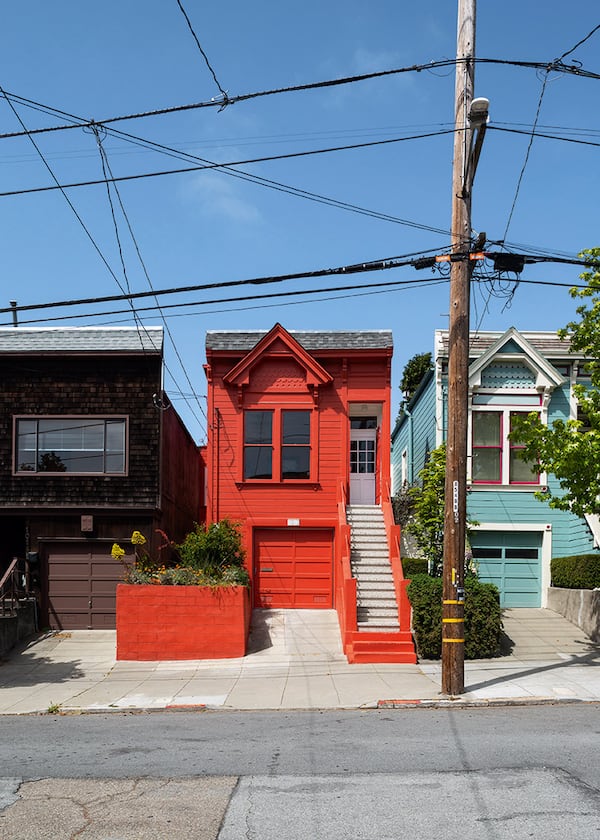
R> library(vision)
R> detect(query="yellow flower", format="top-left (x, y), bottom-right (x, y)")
top-left (111, 543), bottom-right (126, 560)
top-left (131, 531), bottom-right (147, 546)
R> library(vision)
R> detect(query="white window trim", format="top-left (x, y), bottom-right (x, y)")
top-left (467, 405), bottom-right (548, 493)
top-left (468, 390), bottom-right (549, 489)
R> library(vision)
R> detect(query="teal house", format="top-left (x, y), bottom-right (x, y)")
top-left (392, 327), bottom-right (600, 608)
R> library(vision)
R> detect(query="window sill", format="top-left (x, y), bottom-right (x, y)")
top-left (469, 483), bottom-right (542, 492)
top-left (236, 481), bottom-right (321, 489)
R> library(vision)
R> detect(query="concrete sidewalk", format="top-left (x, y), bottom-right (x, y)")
top-left (0, 608), bottom-right (599, 714)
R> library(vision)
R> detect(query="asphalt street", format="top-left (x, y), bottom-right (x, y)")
top-left (1, 705), bottom-right (599, 838)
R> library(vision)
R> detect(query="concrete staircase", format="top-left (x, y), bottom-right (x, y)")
top-left (345, 505), bottom-right (416, 663)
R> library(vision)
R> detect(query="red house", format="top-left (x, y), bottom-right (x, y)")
top-left (204, 324), bottom-right (415, 663)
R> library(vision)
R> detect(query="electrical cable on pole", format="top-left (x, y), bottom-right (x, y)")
top-left (442, 0), bottom-right (489, 696)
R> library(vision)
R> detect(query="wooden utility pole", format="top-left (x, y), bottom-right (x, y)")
top-left (442, 0), bottom-right (477, 696)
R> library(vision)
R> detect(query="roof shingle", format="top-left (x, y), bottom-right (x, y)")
top-left (206, 330), bottom-right (393, 352)
top-left (0, 327), bottom-right (163, 354)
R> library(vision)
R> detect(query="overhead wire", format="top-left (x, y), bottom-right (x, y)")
top-left (0, 55), bottom-right (597, 141)
top-left (0, 92), bottom-right (453, 236)
top-left (0, 128), bottom-right (457, 199)
top-left (174, 0), bottom-right (228, 102)
top-left (0, 247), bottom-right (448, 318)
top-left (1, 273), bottom-right (450, 327)
top-left (90, 127), bottom-right (208, 430)
top-left (0, 86), bottom-right (205, 437)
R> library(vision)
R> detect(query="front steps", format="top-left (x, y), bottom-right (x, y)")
top-left (345, 505), bottom-right (416, 664)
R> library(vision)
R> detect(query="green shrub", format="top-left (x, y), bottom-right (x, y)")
top-left (402, 557), bottom-right (428, 578)
top-left (551, 554), bottom-right (600, 589)
top-left (407, 574), bottom-right (502, 660)
top-left (176, 519), bottom-right (248, 584)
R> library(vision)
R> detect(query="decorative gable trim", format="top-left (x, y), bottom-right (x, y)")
top-left (222, 322), bottom-right (334, 393)
top-left (468, 326), bottom-right (565, 394)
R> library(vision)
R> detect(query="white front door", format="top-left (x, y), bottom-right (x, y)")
top-left (349, 426), bottom-right (377, 504)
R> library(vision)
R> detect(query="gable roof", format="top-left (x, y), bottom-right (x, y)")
top-left (0, 327), bottom-right (163, 354)
top-left (222, 323), bottom-right (333, 388)
top-left (467, 327), bottom-right (565, 390)
top-left (206, 329), bottom-right (393, 352)
top-left (435, 328), bottom-right (574, 360)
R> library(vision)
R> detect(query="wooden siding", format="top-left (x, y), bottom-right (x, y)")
top-left (0, 355), bottom-right (162, 509)
top-left (159, 406), bottom-right (202, 542)
top-left (206, 337), bottom-right (392, 577)
top-left (391, 375), bottom-right (437, 493)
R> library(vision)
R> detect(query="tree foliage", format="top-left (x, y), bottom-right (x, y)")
top-left (406, 444), bottom-right (447, 575)
top-left (510, 248), bottom-right (600, 517)
top-left (398, 352), bottom-right (432, 416)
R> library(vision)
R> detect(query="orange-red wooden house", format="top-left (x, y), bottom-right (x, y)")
top-left (204, 324), bottom-right (415, 663)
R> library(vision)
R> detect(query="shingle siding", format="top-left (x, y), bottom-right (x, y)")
top-left (0, 355), bottom-right (162, 508)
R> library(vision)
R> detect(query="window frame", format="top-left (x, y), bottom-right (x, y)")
top-left (13, 415), bottom-right (129, 476)
top-left (470, 400), bottom-right (541, 487)
top-left (242, 407), bottom-right (315, 483)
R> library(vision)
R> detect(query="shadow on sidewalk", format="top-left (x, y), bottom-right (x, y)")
top-left (246, 610), bottom-right (275, 654)
top-left (466, 638), bottom-right (600, 694)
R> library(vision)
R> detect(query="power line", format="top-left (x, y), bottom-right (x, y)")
top-left (501, 75), bottom-right (549, 243)
top-left (90, 127), bottom-right (208, 429)
top-left (501, 22), bottom-right (600, 245)
top-left (0, 128), bottom-right (457, 199)
top-left (0, 98), bottom-right (453, 237)
top-left (2, 273), bottom-right (449, 327)
top-left (174, 0), bottom-right (228, 102)
top-left (490, 125), bottom-right (600, 149)
top-left (0, 56), bottom-right (596, 141)
top-left (2, 250), bottom-right (437, 317)
top-left (556, 23), bottom-right (600, 62)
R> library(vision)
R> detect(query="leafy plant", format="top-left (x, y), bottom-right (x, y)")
top-left (551, 554), bottom-right (600, 589)
top-left (111, 521), bottom-right (249, 587)
top-left (407, 574), bottom-right (502, 660)
top-left (177, 520), bottom-right (246, 578)
top-left (398, 351), bottom-right (432, 417)
top-left (406, 443), bottom-right (478, 577)
top-left (509, 249), bottom-right (600, 517)
top-left (401, 557), bottom-right (428, 578)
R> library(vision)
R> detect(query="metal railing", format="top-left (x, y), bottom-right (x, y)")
top-left (0, 557), bottom-right (30, 617)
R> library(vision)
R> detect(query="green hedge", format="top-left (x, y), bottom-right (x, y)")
top-left (551, 554), bottom-right (600, 589)
top-left (407, 574), bottom-right (502, 660)
top-left (402, 557), bottom-right (428, 578)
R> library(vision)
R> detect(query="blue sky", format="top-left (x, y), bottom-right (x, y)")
top-left (1, 1), bottom-right (599, 442)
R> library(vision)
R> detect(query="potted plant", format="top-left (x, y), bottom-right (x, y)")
top-left (114, 521), bottom-right (251, 660)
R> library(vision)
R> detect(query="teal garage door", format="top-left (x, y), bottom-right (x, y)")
top-left (471, 531), bottom-right (542, 607)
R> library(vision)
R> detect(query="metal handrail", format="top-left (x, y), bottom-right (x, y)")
top-left (0, 558), bottom-right (19, 616)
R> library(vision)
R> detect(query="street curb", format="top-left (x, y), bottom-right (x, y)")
top-left (4, 697), bottom-right (599, 716)
top-left (376, 697), bottom-right (598, 709)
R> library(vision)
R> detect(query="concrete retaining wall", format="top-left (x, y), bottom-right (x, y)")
top-left (547, 587), bottom-right (600, 642)
top-left (0, 599), bottom-right (37, 657)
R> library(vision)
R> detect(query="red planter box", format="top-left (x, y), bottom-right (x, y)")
top-left (116, 584), bottom-right (251, 660)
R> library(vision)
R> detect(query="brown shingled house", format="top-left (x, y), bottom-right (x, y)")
top-left (0, 326), bottom-right (202, 630)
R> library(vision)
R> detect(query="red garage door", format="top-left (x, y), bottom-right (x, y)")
top-left (45, 542), bottom-right (131, 630)
top-left (254, 529), bottom-right (333, 608)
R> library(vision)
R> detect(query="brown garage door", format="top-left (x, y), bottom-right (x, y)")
top-left (254, 529), bottom-right (333, 609)
top-left (45, 542), bottom-right (130, 630)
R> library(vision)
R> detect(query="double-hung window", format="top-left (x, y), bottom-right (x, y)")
top-left (15, 417), bottom-right (127, 474)
top-left (471, 402), bottom-right (539, 485)
top-left (244, 409), bottom-right (311, 481)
